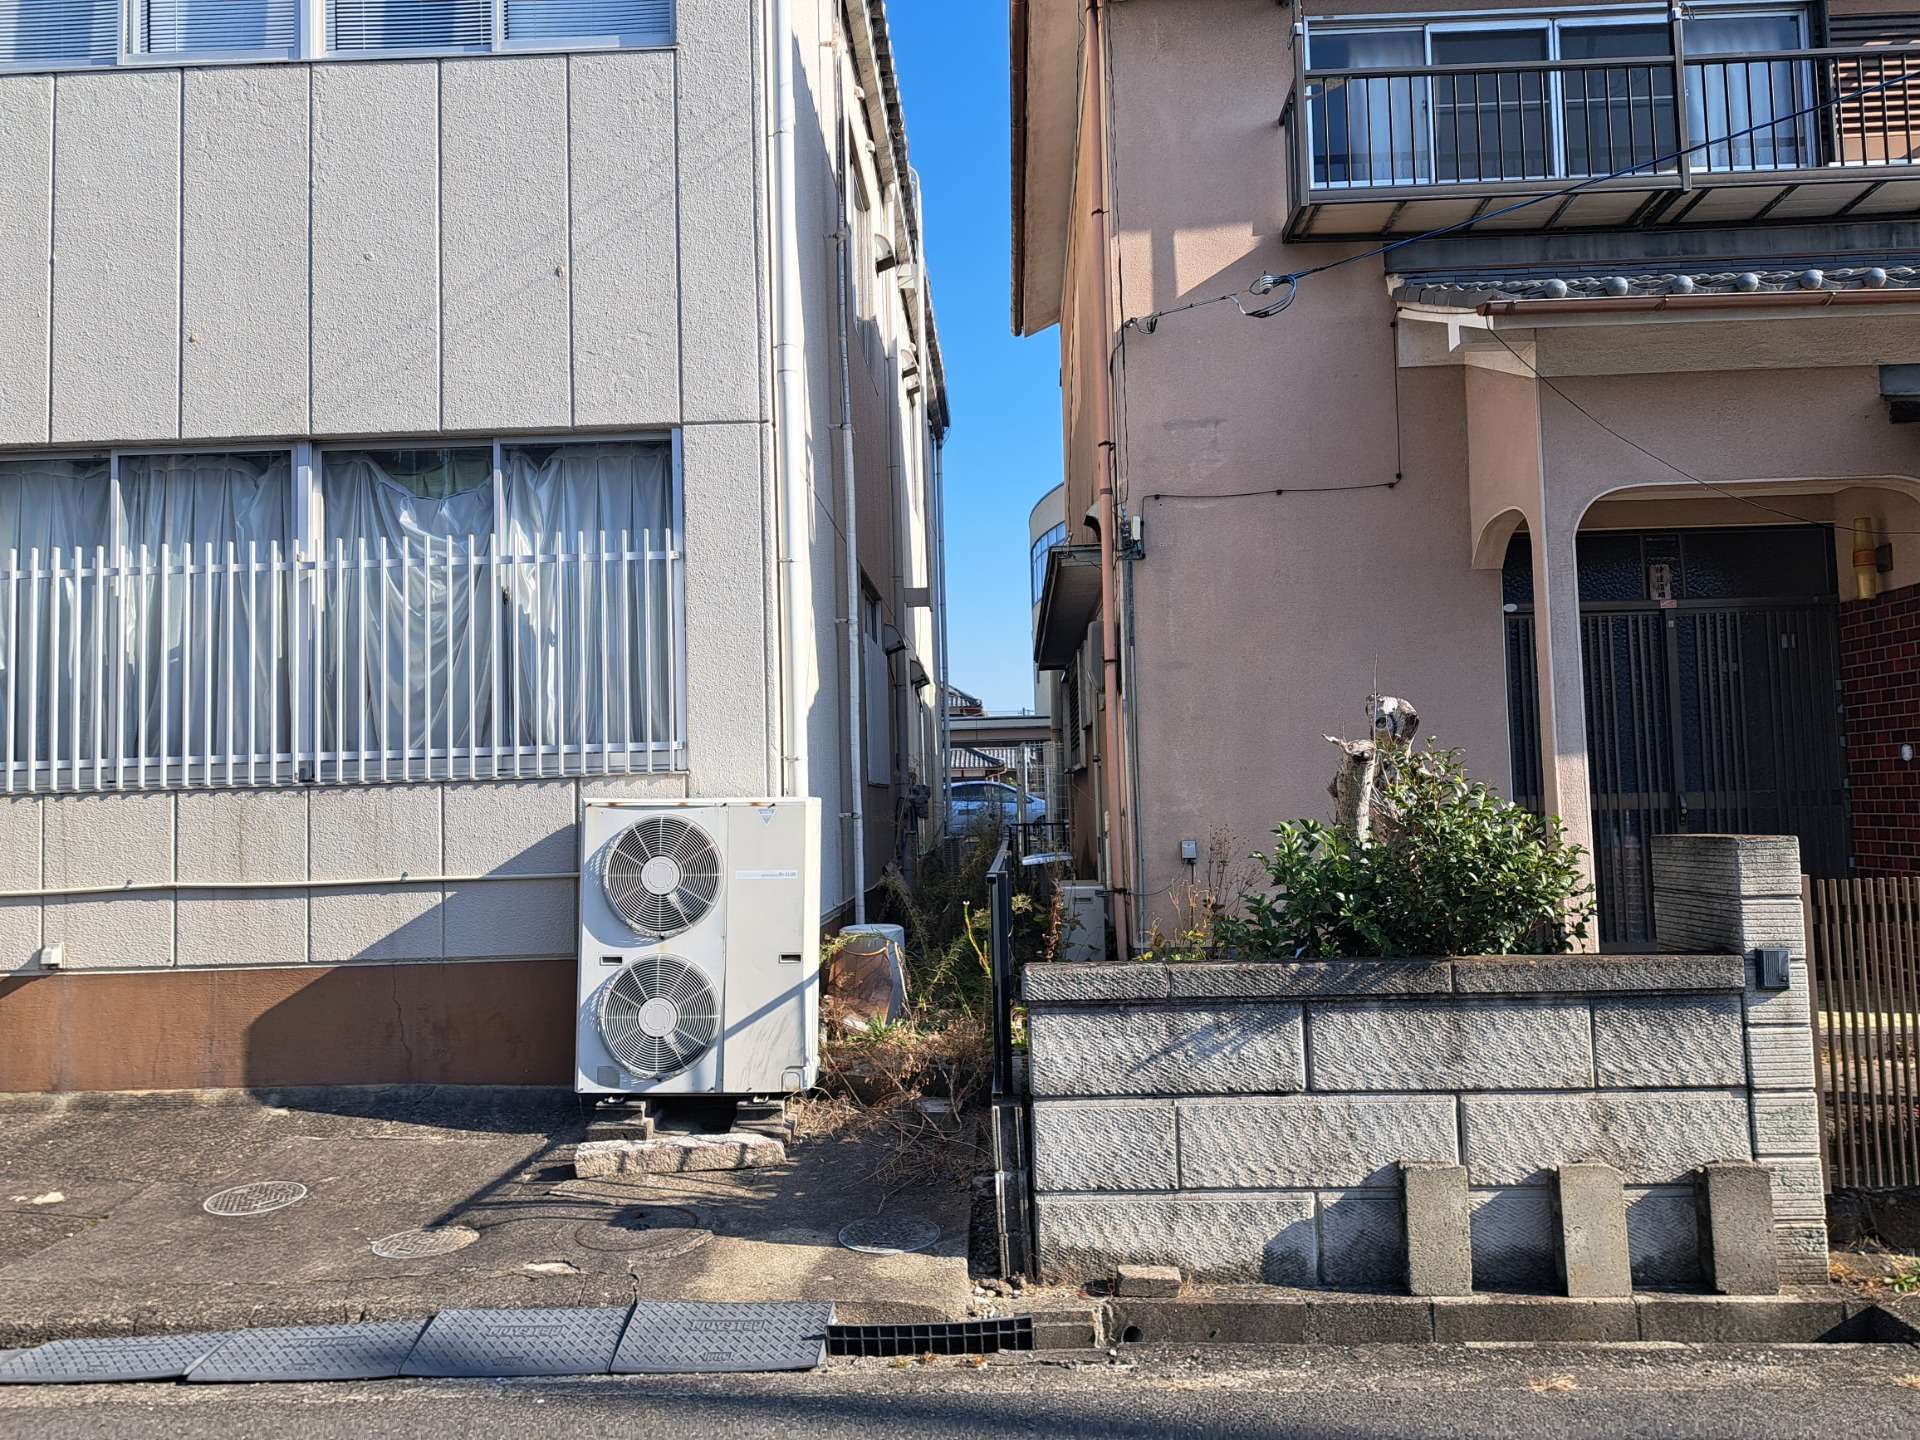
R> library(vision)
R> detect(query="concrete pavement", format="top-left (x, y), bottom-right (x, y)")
top-left (4, 1345), bottom-right (1920, 1439)
top-left (0, 1087), bottom-right (975, 1347)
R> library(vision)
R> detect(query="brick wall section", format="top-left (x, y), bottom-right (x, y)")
top-left (1841, 581), bottom-right (1920, 874)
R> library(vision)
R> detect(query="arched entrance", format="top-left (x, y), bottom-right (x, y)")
top-left (1502, 522), bottom-right (1848, 944)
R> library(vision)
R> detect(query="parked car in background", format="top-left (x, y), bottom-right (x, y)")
top-left (949, 781), bottom-right (1047, 827)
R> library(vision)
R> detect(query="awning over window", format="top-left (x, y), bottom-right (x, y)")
top-left (1033, 545), bottom-right (1101, 671)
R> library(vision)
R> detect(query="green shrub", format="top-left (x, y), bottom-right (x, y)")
top-left (1217, 742), bottom-right (1593, 958)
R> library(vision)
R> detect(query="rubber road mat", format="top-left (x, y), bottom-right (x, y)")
top-left (401, 1305), bottom-right (634, 1378)
top-left (612, 1301), bottom-right (834, 1374)
top-left (0, 1333), bottom-right (233, 1384)
top-left (187, 1320), bottom-right (432, 1383)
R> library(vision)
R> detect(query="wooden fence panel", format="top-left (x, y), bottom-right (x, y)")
top-left (1806, 876), bottom-right (1920, 1191)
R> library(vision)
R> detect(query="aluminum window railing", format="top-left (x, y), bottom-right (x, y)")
top-left (1301, 44), bottom-right (1920, 192)
top-left (0, 529), bottom-right (685, 793)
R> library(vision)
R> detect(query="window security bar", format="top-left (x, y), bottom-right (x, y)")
top-left (0, 529), bottom-right (686, 793)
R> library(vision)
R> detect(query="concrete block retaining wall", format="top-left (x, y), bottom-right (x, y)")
top-left (1024, 835), bottom-right (1826, 1291)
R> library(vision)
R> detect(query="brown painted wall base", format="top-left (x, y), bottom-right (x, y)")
top-left (0, 959), bottom-right (575, 1094)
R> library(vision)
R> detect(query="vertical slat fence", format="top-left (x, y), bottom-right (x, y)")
top-left (1807, 875), bottom-right (1920, 1190)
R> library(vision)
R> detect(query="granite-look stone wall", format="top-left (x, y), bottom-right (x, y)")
top-left (1024, 835), bottom-right (1826, 1292)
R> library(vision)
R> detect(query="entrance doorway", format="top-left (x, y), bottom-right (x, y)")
top-left (1504, 526), bottom-right (1848, 945)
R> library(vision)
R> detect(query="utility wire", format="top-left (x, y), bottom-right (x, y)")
top-left (1130, 61), bottom-right (1920, 330)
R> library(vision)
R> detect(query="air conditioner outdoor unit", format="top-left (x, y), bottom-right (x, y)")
top-left (575, 797), bottom-right (821, 1098)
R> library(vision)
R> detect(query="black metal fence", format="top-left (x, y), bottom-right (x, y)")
top-left (1303, 45), bottom-right (1920, 192)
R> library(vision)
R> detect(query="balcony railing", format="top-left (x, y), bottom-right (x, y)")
top-left (1289, 41), bottom-right (1920, 234)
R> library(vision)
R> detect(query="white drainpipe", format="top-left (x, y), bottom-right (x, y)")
top-left (835, 61), bottom-right (867, 924)
top-left (770, 0), bottom-right (809, 800)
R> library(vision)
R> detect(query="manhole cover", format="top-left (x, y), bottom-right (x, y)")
top-left (837, 1215), bottom-right (939, 1255)
top-left (572, 1205), bottom-right (711, 1260)
top-left (370, 1225), bottom-right (481, 1260)
top-left (203, 1181), bottom-right (308, 1217)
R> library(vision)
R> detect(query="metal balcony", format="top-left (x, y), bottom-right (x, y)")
top-left (1285, 40), bottom-right (1920, 238)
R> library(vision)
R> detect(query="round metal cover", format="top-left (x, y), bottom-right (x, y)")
top-left (602, 816), bottom-right (721, 938)
top-left (572, 1205), bottom-right (711, 1259)
top-left (837, 1215), bottom-right (940, 1256)
top-left (203, 1181), bottom-right (308, 1217)
top-left (370, 1225), bottom-right (481, 1260)
top-left (597, 956), bottom-right (719, 1081)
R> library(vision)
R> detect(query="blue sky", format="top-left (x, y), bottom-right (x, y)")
top-left (889, 2), bottom-right (1063, 714)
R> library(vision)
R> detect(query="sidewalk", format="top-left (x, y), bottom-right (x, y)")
top-left (0, 1086), bottom-right (975, 1349)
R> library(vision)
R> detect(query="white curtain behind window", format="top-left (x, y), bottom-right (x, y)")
top-left (320, 450), bottom-right (495, 770)
top-left (1687, 15), bottom-right (1808, 171)
top-left (501, 442), bottom-right (674, 757)
top-left (0, 457), bottom-right (111, 772)
top-left (1309, 30), bottom-right (1429, 185)
top-left (118, 453), bottom-right (294, 772)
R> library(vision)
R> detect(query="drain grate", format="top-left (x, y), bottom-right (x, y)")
top-left (203, 1181), bottom-right (308, 1218)
top-left (370, 1226), bottom-right (480, 1260)
top-left (827, 1317), bottom-right (1033, 1358)
top-left (837, 1215), bottom-right (939, 1255)
top-left (612, 1301), bottom-right (834, 1374)
top-left (572, 1205), bottom-right (710, 1260)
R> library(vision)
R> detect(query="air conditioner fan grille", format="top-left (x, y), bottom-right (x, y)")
top-left (597, 955), bottom-right (719, 1081)
top-left (603, 816), bottom-right (721, 938)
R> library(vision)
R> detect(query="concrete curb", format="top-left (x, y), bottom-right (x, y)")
top-left (1078, 1292), bottom-right (1920, 1348)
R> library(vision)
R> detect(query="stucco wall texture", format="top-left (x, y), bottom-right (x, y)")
top-left (1047, 0), bottom-right (1920, 941)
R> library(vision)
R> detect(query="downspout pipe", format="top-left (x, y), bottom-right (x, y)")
top-left (771, 0), bottom-right (810, 800)
top-left (835, 64), bottom-right (867, 924)
top-left (1085, 0), bottom-right (1131, 954)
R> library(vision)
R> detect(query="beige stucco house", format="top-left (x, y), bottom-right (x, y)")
top-left (0, 0), bottom-right (950, 1090)
top-left (1015, 0), bottom-right (1920, 952)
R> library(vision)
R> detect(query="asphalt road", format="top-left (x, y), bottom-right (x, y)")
top-left (5, 1344), bottom-right (1920, 1439)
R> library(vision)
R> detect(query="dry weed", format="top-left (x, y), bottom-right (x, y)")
top-left (1527, 1374), bottom-right (1578, 1394)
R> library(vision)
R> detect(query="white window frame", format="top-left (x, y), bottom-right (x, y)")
top-left (0, 0), bottom-right (674, 74)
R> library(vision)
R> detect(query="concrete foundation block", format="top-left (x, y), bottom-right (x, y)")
top-left (1105, 1297), bottom-right (1310, 1346)
top-left (1650, 834), bottom-right (1802, 899)
top-left (1432, 1298), bottom-right (1638, 1343)
top-left (1177, 1094), bottom-right (1457, 1189)
top-left (1591, 994), bottom-right (1746, 1086)
top-left (1746, 1025), bottom-right (1817, 1091)
top-left (1554, 1163), bottom-right (1633, 1299)
top-left (1027, 1003), bottom-right (1304, 1098)
top-left (1319, 1190), bottom-right (1407, 1289)
top-left (1635, 1295), bottom-right (1845, 1343)
top-left (1036, 1193), bottom-right (1317, 1286)
top-left (1031, 1101), bottom-right (1178, 1192)
top-left (1023, 962), bottom-right (1169, 1004)
top-left (1401, 1162), bottom-right (1474, 1298)
top-left (1307, 999), bottom-right (1593, 1091)
top-left (1304, 1296), bottom-right (1434, 1344)
top-left (1461, 1090), bottom-right (1751, 1186)
top-left (1749, 1092), bottom-right (1823, 1157)
top-left (1774, 1223), bottom-right (1832, 1286)
top-left (1697, 1162), bottom-right (1781, 1295)
top-left (573, 1132), bottom-right (785, 1177)
top-left (1112, 1264), bottom-right (1182, 1298)
top-left (1451, 954), bottom-right (1745, 994)
top-left (1165, 959), bottom-right (1451, 999)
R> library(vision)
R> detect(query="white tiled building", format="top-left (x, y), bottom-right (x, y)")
top-left (0, 0), bottom-right (949, 1089)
